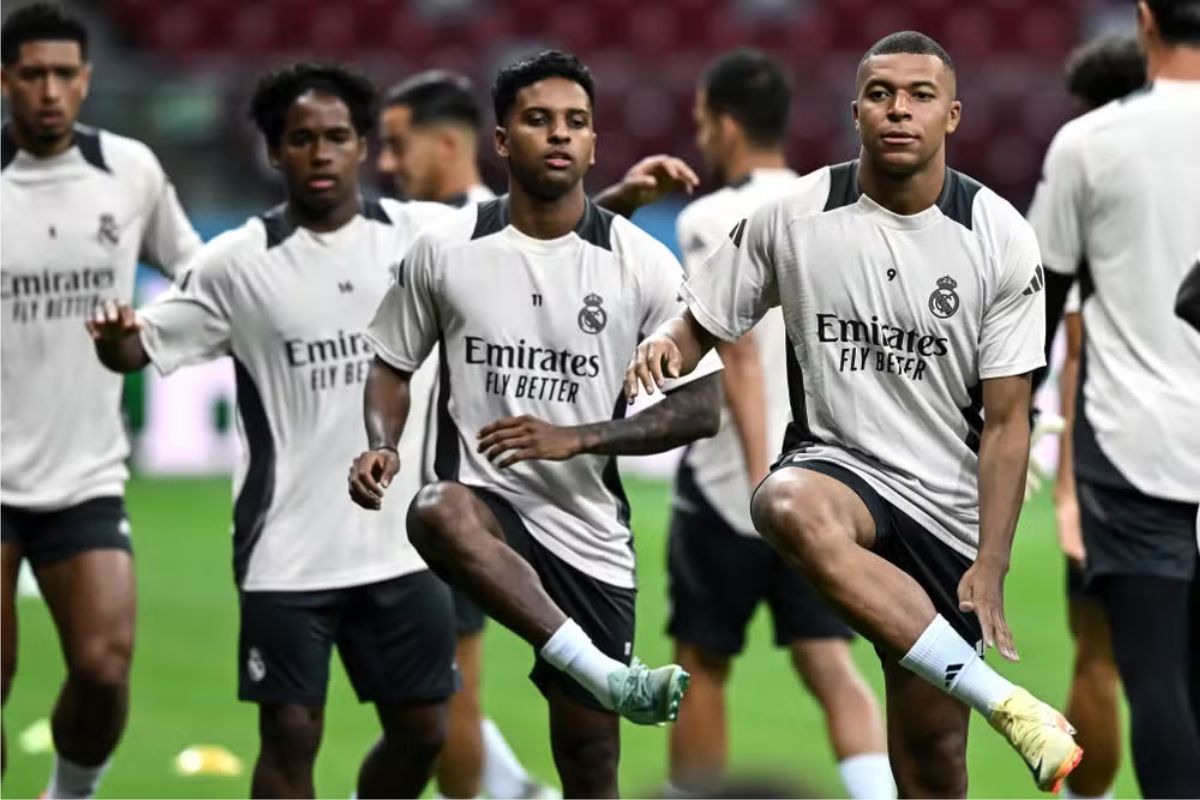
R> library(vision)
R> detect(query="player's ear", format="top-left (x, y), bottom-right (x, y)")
top-left (356, 135), bottom-right (367, 165)
top-left (589, 130), bottom-right (596, 166)
top-left (851, 100), bottom-right (860, 131)
top-left (266, 141), bottom-right (281, 170)
top-left (79, 63), bottom-right (93, 101)
top-left (946, 99), bottom-right (962, 135)
top-left (494, 125), bottom-right (509, 159)
top-left (0, 70), bottom-right (10, 102)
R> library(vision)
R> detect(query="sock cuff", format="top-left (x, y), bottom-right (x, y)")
top-left (539, 618), bottom-right (589, 671)
top-left (899, 614), bottom-right (978, 689)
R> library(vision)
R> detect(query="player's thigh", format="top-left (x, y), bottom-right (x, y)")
top-left (768, 547), bottom-right (855, 655)
top-left (238, 588), bottom-right (340, 707)
top-left (750, 461), bottom-right (879, 555)
top-left (882, 656), bottom-right (969, 797)
top-left (36, 551), bottom-right (135, 682)
top-left (666, 504), bottom-right (768, 659)
top-left (408, 481), bottom-right (514, 554)
top-left (338, 570), bottom-right (459, 708)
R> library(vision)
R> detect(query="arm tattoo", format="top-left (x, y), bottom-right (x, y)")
top-left (576, 373), bottom-right (722, 456)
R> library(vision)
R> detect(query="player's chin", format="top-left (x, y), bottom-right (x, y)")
top-left (869, 149), bottom-right (929, 175)
top-left (531, 169), bottom-right (581, 200)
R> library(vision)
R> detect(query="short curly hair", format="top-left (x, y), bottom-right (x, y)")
top-left (1, 2), bottom-right (88, 66)
top-left (492, 50), bottom-right (594, 125)
top-left (249, 62), bottom-right (377, 149)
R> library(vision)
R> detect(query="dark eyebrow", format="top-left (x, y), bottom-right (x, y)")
top-left (864, 78), bottom-right (939, 92)
top-left (521, 105), bottom-right (590, 116)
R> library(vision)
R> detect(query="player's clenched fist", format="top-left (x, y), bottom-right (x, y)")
top-left (623, 331), bottom-right (683, 402)
top-left (347, 447), bottom-right (400, 510)
top-left (85, 299), bottom-right (141, 341)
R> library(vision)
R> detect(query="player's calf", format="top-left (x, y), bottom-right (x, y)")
top-left (359, 701), bottom-right (448, 799)
top-left (252, 704), bottom-right (323, 799)
top-left (547, 689), bottom-right (620, 799)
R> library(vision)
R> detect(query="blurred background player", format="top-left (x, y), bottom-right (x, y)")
top-left (375, 66), bottom-right (698, 800)
top-left (1030, 34), bottom-right (1145, 800)
top-left (665, 49), bottom-right (891, 799)
top-left (628, 31), bottom-right (1083, 796)
top-left (1031, 0), bottom-right (1200, 795)
top-left (0, 4), bottom-right (201, 797)
top-left (350, 50), bottom-right (720, 798)
top-left (86, 62), bottom-right (459, 799)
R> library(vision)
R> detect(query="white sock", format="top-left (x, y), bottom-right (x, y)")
top-left (1063, 788), bottom-right (1112, 799)
top-left (538, 619), bottom-right (625, 707)
top-left (899, 614), bottom-right (1015, 717)
top-left (481, 717), bottom-right (533, 798)
top-left (46, 754), bottom-right (110, 800)
top-left (838, 752), bottom-right (896, 799)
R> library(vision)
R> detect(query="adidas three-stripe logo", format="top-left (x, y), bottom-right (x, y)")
top-left (1022, 264), bottom-right (1045, 296)
top-left (944, 662), bottom-right (964, 688)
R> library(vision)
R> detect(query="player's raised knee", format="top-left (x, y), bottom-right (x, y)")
top-left (407, 482), bottom-right (475, 549)
top-left (751, 474), bottom-right (845, 561)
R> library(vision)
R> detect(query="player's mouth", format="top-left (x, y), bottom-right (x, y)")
top-left (306, 175), bottom-right (338, 191)
top-left (36, 110), bottom-right (65, 126)
top-left (544, 151), bottom-right (573, 169)
top-left (881, 130), bottom-right (919, 145)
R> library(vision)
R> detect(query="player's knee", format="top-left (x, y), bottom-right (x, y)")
top-left (892, 728), bottom-right (967, 798)
top-left (260, 707), bottom-right (322, 767)
top-left (408, 482), bottom-right (471, 556)
top-left (554, 728), bottom-right (619, 793)
top-left (389, 708), bottom-right (448, 766)
top-left (67, 630), bottom-right (133, 692)
top-left (752, 485), bottom-right (843, 566)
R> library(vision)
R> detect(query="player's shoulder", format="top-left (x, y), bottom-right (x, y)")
top-left (677, 185), bottom-right (740, 236)
top-left (372, 197), bottom-right (451, 233)
top-left (955, 172), bottom-right (1039, 256)
top-left (742, 164), bottom-right (834, 235)
top-left (1044, 100), bottom-right (1126, 161)
top-left (608, 206), bottom-right (678, 266)
top-left (87, 126), bottom-right (166, 179)
top-left (175, 216), bottom-right (264, 288)
top-left (404, 198), bottom-right (482, 262)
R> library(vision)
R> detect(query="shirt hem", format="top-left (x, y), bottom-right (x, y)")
top-left (681, 286), bottom-right (741, 343)
top-left (240, 561), bottom-right (426, 593)
top-left (978, 357), bottom-right (1045, 380)
top-left (365, 336), bottom-right (422, 374)
top-left (0, 481), bottom-right (126, 512)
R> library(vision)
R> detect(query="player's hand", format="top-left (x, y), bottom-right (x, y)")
top-left (624, 331), bottom-right (683, 402)
top-left (477, 415), bottom-right (583, 468)
top-left (600, 155), bottom-right (699, 214)
top-left (85, 299), bottom-right (141, 341)
top-left (347, 447), bottom-right (400, 510)
top-left (1054, 491), bottom-right (1086, 568)
top-left (957, 560), bottom-right (1019, 661)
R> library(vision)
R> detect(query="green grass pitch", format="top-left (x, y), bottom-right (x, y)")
top-left (2, 476), bottom-right (1137, 798)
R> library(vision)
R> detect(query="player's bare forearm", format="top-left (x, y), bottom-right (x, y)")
top-left (577, 373), bottom-right (721, 456)
top-left (717, 333), bottom-right (770, 484)
top-left (593, 155), bottom-right (699, 217)
top-left (363, 356), bottom-right (413, 451)
top-left (977, 373), bottom-right (1034, 571)
top-left (1055, 313), bottom-right (1082, 499)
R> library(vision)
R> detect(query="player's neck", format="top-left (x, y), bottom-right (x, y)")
top-left (857, 151), bottom-right (946, 216)
top-left (8, 119), bottom-right (75, 159)
top-left (1147, 44), bottom-right (1200, 82)
top-left (285, 192), bottom-right (362, 234)
top-left (722, 149), bottom-right (787, 187)
top-left (507, 181), bottom-right (586, 240)
top-left (433, 161), bottom-right (484, 203)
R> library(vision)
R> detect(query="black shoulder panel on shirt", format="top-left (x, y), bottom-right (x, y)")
top-left (472, 197), bottom-right (509, 239)
top-left (361, 197), bottom-right (391, 224)
top-left (258, 204), bottom-right (297, 249)
top-left (73, 126), bottom-right (111, 174)
top-left (0, 125), bottom-right (16, 171)
top-left (936, 168), bottom-right (983, 230)
top-left (574, 200), bottom-right (615, 252)
top-left (444, 192), bottom-right (470, 208)
top-left (1119, 84), bottom-right (1153, 104)
top-left (728, 173), bottom-right (753, 190)
top-left (823, 160), bottom-right (861, 211)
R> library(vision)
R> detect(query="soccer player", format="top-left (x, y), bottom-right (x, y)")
top-left (376, 68), bottom-right (698, 800)
top-left (666, 50), bottom-right (891, 799)
top-left (1031, 1), bottom-right (1200, 794)
top-left (1, 4), bottom-right (201, 795)
top-left (1030, 34), bottom-right (1145, 800)
top-left (348, 50), bottom-right (719, 798)
top-left (626, 31), bottom-right (1084, 796)
top-left (85, 63), bottom-right (458, 799)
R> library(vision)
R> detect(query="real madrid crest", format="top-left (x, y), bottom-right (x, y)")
top-left (928, 275), bottom-right (960, 320)
top-left (578, 293), bottom-right (607, 334)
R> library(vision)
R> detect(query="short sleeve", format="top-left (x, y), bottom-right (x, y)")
top-left (137, 237), bottom-right (235, 375)
top-left (1027, 126), bottom-right (1087, 277)
top-left (365, 233), bottom-right (441, 372)
top-left (634, 233), bottom-right (689, 338)
top-left (139, 154), bottom-right (202, 278)
top-left (681, 205), bottom-right (779, 342)
top-left (979, 220), bottom-right (1048, 380)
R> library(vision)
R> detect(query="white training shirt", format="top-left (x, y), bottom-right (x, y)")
top-left (138, 198), bottom-right (447, 591)
top-left (1027, 79), bottom-right (1200, 503)
top-left (368, 197), bottom-right (711, 587)
top-left (684, 161), bottom-right (1046, 559)
top-left (1, 124), bottom-right (201, 509)
top-left (674, 167), bottom-right (798, 535)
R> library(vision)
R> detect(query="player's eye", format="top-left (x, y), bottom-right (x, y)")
top-left (868, 89), bottom-right (890, 101)
top-left (914, 91), bottom-right (934, 101)
top-left (328, 129), bottom-right (353, 144)
top-left (525, 111), bottom-right (548, 125)
top-left (53, 67), bottom-right (79, 80)
top-left (568, 114), bottom-right (589, 128)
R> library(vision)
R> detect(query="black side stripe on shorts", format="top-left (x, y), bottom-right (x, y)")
top-left (232, 358), bottom-right (276, 585)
